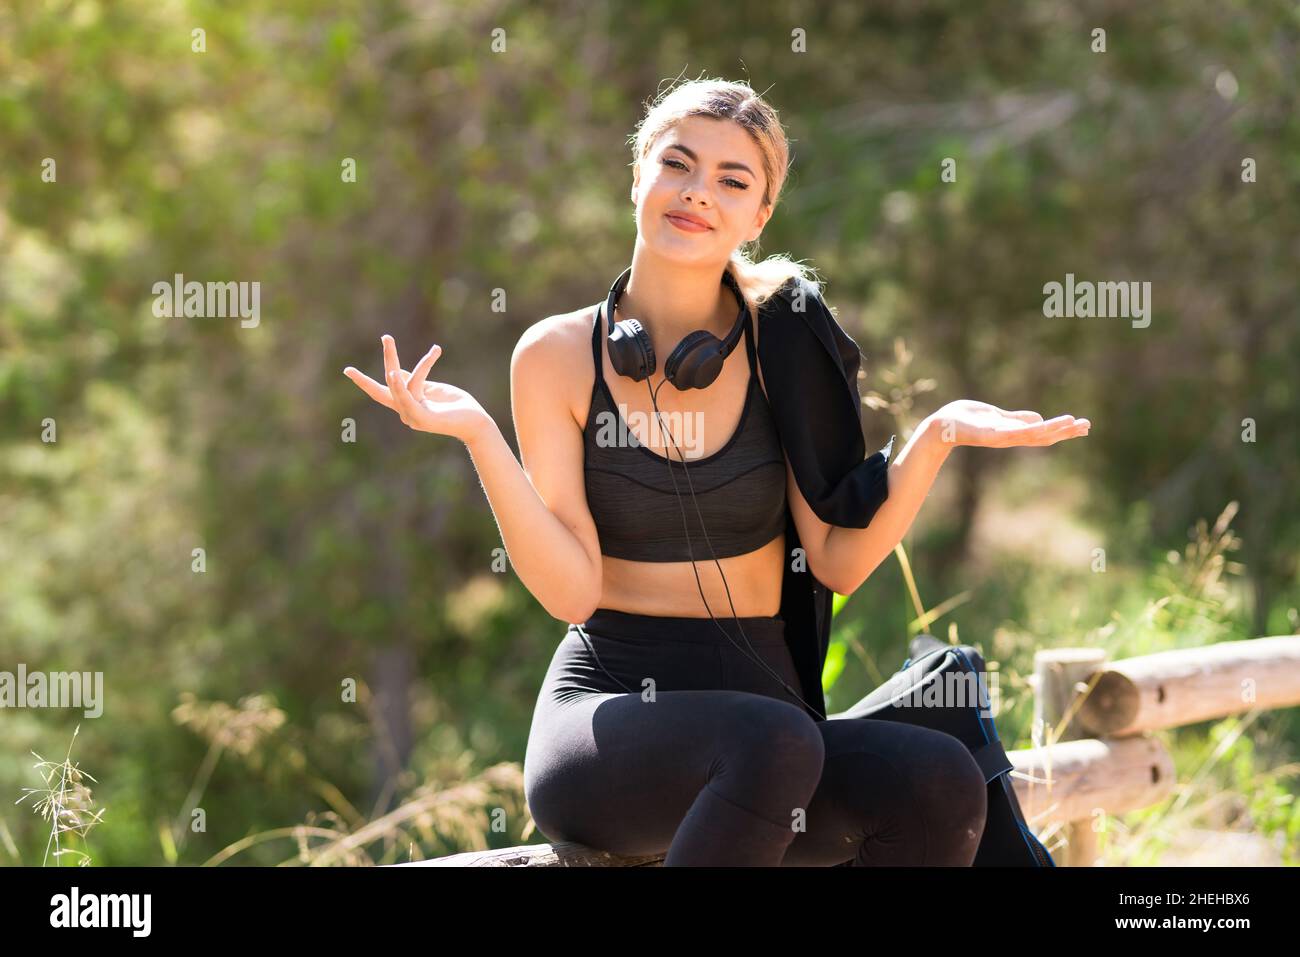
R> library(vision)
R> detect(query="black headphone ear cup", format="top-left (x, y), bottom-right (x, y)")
top-left (608, 318), bottom-right (656, 381)
top-left (664, 331), bottom-right (724, 390)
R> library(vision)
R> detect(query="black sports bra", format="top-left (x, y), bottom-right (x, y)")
top-left (582, 305), bottom-right (788, 563)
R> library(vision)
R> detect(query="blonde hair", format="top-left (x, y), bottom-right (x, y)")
top-left (628, 76), bottom-right (822, 319)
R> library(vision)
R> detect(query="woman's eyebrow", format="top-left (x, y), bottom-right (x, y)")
top-left (665, 143), bottom-right (755, 177)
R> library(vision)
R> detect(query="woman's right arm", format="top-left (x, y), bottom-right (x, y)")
top-left (344, 322), bottom-right (604, 623)
top-left (463, 319), bottom-right (603, 622)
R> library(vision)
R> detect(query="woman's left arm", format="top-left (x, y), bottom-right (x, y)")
top-left (788, 402), bottom-right (1091, 596)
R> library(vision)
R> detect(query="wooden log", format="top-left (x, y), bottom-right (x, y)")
top-left (392, 842), bottom-right (662, 867)
top-left (1009, 736), bottom-right (1176, 828)
top-left (1077, 636), bottom-right (1300, 737)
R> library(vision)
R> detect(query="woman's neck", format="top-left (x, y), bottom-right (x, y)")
top-left (618, 246), bottom-right (736, 348)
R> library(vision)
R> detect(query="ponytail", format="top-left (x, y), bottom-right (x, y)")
top-left (726, 247), bottom-right (824, 324)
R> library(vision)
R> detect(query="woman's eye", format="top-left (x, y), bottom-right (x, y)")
top-left (661, 156), bottom-right (749, 190)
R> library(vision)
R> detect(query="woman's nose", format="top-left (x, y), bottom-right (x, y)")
top-left (681, 186), bottom-right (711, 207)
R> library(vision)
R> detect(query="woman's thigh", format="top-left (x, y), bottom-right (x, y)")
top-left (525, 686), bottom-right (819, 857)
top-left (781, 717), bottom-right (988, 866)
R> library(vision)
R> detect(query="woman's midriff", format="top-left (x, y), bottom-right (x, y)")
top-left (595, 530), bottom-right (786, 618)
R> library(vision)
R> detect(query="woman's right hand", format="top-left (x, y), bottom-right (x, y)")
top-left (344, 334), bottom-right (492, 445)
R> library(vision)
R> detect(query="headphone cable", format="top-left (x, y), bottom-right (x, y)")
top-left (639, 361), bottom-right (828, 722)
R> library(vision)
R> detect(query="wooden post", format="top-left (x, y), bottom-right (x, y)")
top-left (1034, 648), bottom-right (1108, 866)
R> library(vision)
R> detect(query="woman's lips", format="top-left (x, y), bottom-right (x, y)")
top-left (665, 213), bottom-right (711, 233)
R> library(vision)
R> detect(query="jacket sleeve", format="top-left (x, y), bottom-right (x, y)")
top-left (757, 278), bottom-right (893, 531)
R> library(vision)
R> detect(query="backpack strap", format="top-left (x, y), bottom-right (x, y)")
top-left (971, 739), bottom-right (1013, 784)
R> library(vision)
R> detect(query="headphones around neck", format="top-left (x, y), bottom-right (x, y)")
top-left (600, 265), bottom-right (748, 391)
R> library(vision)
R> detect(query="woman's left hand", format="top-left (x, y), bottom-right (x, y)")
top-left (927, 400), bottom-right (1090, 449)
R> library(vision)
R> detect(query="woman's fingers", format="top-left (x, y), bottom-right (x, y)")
top-left (387, 367), bottom-right (423, 425)
top-left (343, 366), bottom-right (396, 410)
top-left (1020, 414), bottom-right (1090, 445)
top-left (380, 334), bottom-right (426, 425)
top-left (983, 414), bottom-right (1067, 446)
top-left (381, 334), bottom-right (404, 384)
top-left (407, 343), bottom-right (443, 398)
top-left (1003, 409), bottom-right (1044, 424)
top-left (1036, 414), bottom-right (1090, 433)
top-left (1038, 414), bottom-right (1076, 429)
top-left (346, 335), bottom-right (445, 431)
top-left (1026, 415), bottom-right (1077, 441)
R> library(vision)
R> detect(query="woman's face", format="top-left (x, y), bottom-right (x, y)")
top-left (631, 115), bottom-right (773, 266)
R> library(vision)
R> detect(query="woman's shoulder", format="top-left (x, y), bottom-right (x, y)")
top-left (511, 303), bottom-right (602, 424)
top-left (512, 303), bottom-right (598, 369)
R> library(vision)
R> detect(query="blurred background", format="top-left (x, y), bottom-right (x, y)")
top-left (1, 0), bottom-right (1297, 866)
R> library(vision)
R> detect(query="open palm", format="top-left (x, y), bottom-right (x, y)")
top-left (343, 335), bottom-right (489, 444)
top-left (931, 400), bottom-right (1090, 449)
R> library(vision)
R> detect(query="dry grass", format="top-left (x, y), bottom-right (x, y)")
top-left (14, 724), bottom-right (106, 866)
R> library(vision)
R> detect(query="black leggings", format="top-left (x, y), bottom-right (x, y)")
top-left (523, 608), bottom-right (988, 866)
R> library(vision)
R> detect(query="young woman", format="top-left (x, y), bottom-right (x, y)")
top-left (344, 78), bottom-right (1090, 866)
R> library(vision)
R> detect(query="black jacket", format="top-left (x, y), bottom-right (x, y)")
top-left (754, 276), bottom-right (895, 721)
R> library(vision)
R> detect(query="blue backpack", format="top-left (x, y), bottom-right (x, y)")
top-left (832, 634), bottom-right (1056, 867)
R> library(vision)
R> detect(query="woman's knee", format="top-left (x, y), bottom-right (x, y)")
top-left (523, 762), bottom-right (566, 842)
top-left (914, 733), bottom-right (987, 864)
top-left (523, 739), bottom-right (594, 845)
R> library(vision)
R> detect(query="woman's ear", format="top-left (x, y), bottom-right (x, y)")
top-left (630, 160), bottom-right (640, 205)
top-left (746, 202), bottom-right (774, 243)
